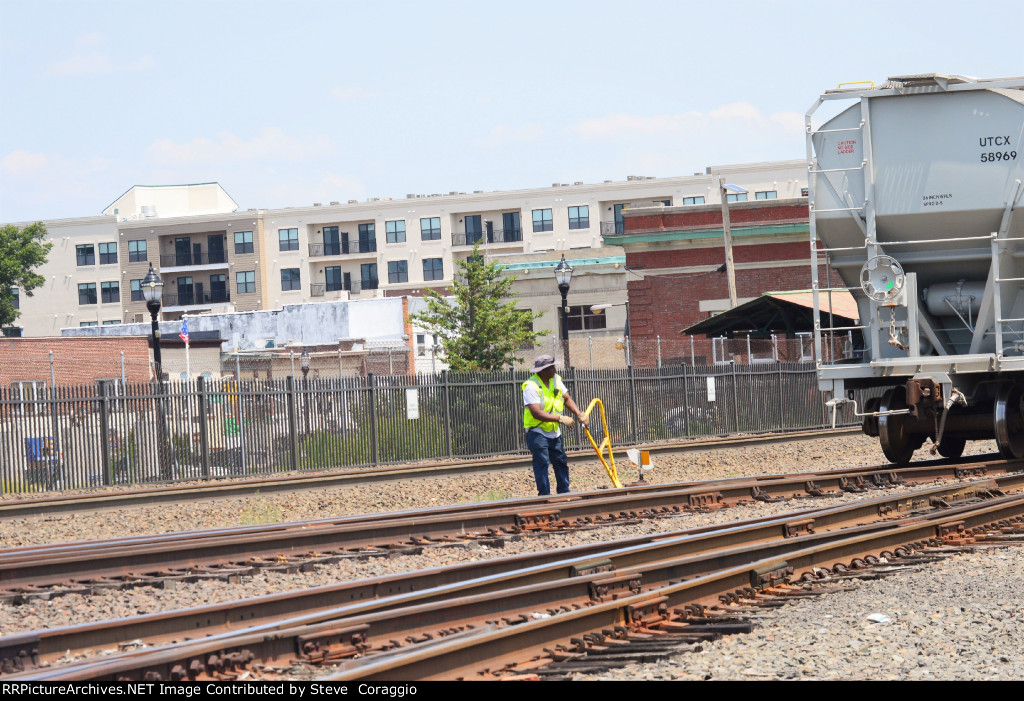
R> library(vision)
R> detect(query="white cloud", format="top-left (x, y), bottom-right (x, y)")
top-left (145, 128), bottom-right (336, 167)
top-left (1, 150), bottom-right (49, 174)
top-left (569, 102), bottom-right (805, 140)
top-left (75, 32), bottom-right (105, 48)
top-left (473, 123), bottom-right (544, 149)
top-left (330, 86), bottom-right (382, 100)
top-left (49, 52), bottom-right (155, 76)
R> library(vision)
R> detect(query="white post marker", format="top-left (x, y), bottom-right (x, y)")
top-left (626, 448), bottom-right (652, 481)
top-left (406, 387), bottom-right (420, 420)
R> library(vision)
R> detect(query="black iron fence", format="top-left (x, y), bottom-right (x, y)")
top-left (0, 364), bottom-right (868, 494)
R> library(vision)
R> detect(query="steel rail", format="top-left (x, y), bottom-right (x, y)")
top-left (326, 496), bottom-right (1024, 681)
top-left (0, 428), bottom-right (864, 519)
top-left (1, 457), bottom-right (1019, 594)
top-left (6, 478), bottom-right (1022, 680)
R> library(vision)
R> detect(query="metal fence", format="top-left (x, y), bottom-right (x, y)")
top-left (0, 363), bottom-right (871, 495)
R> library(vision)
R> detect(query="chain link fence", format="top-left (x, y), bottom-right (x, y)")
top-left (0, 362), bottom-right (873, 495)
top-left (518, 333), bottom-right (858, 370)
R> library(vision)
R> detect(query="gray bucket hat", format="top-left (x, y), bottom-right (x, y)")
top-left (532, 354), bottom-right (556, 372)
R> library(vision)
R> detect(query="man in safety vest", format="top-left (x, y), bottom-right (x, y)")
top-left (522, 354), bottom-right (589, 495)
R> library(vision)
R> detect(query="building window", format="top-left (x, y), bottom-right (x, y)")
top-left (101, 281), bottom-right (120, 304)
top-left (801, 188), bottom-right (809, 197)
top-left (726, 192), bottom-right (748, 203)
top-left (358, 223), bottom-right (376, 253)
top-left (10, 288), bottom-right (18, 310)
top-left (682, 196), bottom-right (706, 205)
top-left (79, 321), bottom-right (98, 327)
top-left (278, 228), bottom-right (299, 251)
top-left (103, 320), bottom-right (120, 326)
top-left (755, 191), bottom-right (778, 200)
top-left (388, 260), bottom-right (408, 284)
top-left (234, 231), bottom-right (254, 254)
top-left (385, 220), bottom-right (406, 244)
top-left (325, 266), bottom-right (343, 291)
top-left (281, 268), bottom-right (301, 291)
top-left (532, 208), bottom-right (553, 232)
top-left (78, 283), bottom-right (97, 305)
top-left (422, 258), bottom-right (444, 281)
top-left (2, 327), bottom-right (22, 337)
top-left (361, 263), bottom-right (378, 290)
top-left (99, 242), bottom-right (118, 265)
top-left (565, 305), bottom-right (607, 332)
top-left (128, 240), bottom-right (147, 262)
top-left (236, 270), bottom-right (255, 294)
top-left (420, 217), bottom-right (441, 241)
top-left (130, 279), bottom-right (143, 301)
top-left (76, 244), bottom-right (95, 266)
top-left (568, 205), bottom-right (589, 230)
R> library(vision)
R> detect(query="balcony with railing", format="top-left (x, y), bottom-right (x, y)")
top-left (600, 221), bottom-right (627, 236)
top-left (451, 228), bottom-right (523, 247)
top-left (310, 279), bottom-right (363, 298)
top-left (159, 250), bottom-right (229, 269)
top-left (162, 289), bottom-right (231, 308)
top-left (488, 227), bottom-right (523, 244)
top-left (307, 240), bottom-right (377, 257)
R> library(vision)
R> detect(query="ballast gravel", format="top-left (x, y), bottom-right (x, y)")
top-left (0, 432), bottom-right (1020, 681)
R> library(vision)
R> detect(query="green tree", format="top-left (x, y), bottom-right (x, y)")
top-left (1, 222), bottom-right (51, 331)
top-left (411, 243), bottom-right (547, 371)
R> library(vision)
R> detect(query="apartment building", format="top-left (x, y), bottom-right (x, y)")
top-left (5, 161), bottom-right (807, 337)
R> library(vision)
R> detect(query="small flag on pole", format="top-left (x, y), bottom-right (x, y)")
top-left (179, 318), bottom-right (189, 344)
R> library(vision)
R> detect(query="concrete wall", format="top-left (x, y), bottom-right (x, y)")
top-left (61, 298), bottom-right (407, 352)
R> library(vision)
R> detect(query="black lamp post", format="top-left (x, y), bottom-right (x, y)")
top-left (142, 264), bottom-right (165, 379)
top-left (141, 264), bottom-right (171, 479)
top-left (554, 254), bottom-right (574, 371)
top-left (300, 349), bottom-right (311, 435)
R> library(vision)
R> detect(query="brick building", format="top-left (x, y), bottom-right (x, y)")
top-left (607, 198), bottom-right (840, 364)
top-left (0, 336), bottom-right (153, 390)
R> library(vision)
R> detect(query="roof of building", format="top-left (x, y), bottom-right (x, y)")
top-left (682, 289), bottom-right (858, 338)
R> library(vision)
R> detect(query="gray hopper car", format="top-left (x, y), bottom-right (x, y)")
top-left (807, 73), bottom-right (1024, 463)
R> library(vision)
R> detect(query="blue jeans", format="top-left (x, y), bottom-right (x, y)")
top-left (526, 430), bottom-right (569, 496)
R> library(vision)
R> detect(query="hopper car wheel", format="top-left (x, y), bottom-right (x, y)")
top-left (879, 387), bottom-right (917, 465)
top-left (994, 383), bottom-right (1024, 460)
top-left (937, 436), bottom-right (966, 459)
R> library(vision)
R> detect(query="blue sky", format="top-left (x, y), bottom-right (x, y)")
top-left (1, 0), bottom-right (1020, 223)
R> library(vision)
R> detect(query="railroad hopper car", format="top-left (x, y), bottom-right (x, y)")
top-left (807, 74), bottom-right (1024, 463)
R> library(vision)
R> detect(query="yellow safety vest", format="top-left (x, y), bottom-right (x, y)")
top-left (522, 373), bottom-right (565, 432)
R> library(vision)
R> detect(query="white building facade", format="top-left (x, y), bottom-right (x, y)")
top-left (5, 161), bottom-right (806, 339)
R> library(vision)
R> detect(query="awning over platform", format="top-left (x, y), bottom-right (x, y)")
top-left (682, 290), bottom-right (858, 338)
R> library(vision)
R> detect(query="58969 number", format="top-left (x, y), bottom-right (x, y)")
top-left (981, 151), bottom-right (1017, 162)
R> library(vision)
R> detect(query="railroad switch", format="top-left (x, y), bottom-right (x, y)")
top-left (513, 510), bottom-right (562, 531)
top-left (626, 598), bottom-right (669, 628)
top-left (804, 481), bottom-right (830, 497)
top-left (783, 518), bottom-right (815, 538)
top-left (688, 492), bottom-right (725, 509)
top-left (589, 573), bottom-right (642, 602)
top-left (840, 476), bottom-right (868, 493)
top-left (937, 520), bottom-right (976, 545)
top-left (750, 562), bottom-right (794, 590)
top-left (750, 486), bottom-right (784, 503)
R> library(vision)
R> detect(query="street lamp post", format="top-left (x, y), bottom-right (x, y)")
top-left (554, 255), bottom-right (574, 371)
top-left (141, 264), bottom-right (171, 479)
top-left (300, 349), bottom-right (311, 436)
top-left (719, 179), bottom-right (748, 309)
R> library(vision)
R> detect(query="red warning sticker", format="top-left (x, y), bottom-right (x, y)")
top-left (838, 140), bottom-right (857, 155)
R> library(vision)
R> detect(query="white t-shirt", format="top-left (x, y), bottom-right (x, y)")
top-left (523, 375), bottom-right (568, 438)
